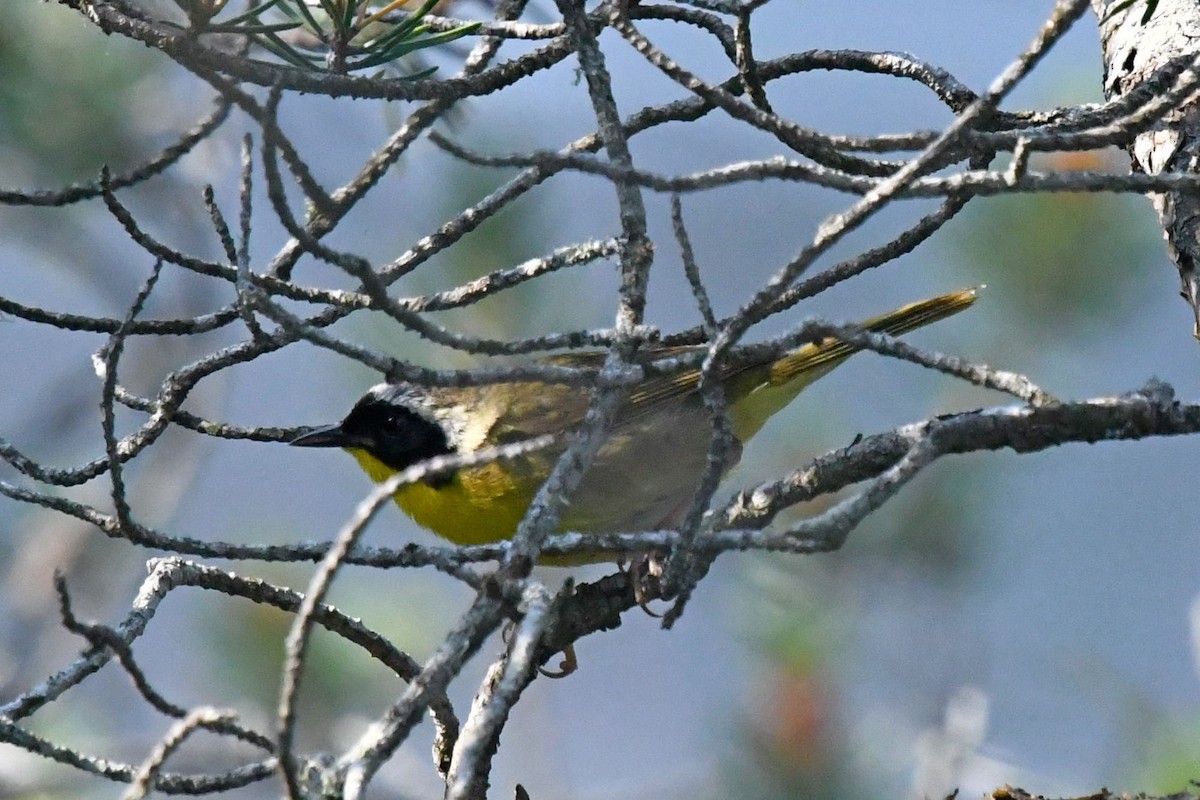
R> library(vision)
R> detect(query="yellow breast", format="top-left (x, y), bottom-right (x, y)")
top-left (349, 448), bottom-right (533, 546)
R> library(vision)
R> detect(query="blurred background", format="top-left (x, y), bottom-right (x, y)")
top-left (1, 1), bottom-right (1198, 798)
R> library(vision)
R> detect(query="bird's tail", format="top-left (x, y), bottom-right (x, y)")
top-left (768, 287), bottom-right (980, 384)
top-left (726, 287), bottom-right (979, 441)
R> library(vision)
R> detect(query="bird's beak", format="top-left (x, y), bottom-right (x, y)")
top-left (289, 424), bottom-right (351, 448)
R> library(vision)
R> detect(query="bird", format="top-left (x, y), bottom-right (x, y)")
top-left (290, 288), bottom-right (977, 560)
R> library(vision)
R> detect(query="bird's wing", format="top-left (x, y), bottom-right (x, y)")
top-left (480, 380), bottom-right (594, 443)
top-left (536, 345), bottom-right (760, 424)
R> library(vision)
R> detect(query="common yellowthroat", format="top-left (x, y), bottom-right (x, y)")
top-left (290, 289), bottom-right (976, 556)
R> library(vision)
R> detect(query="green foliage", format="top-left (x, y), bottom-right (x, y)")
top-left (0, 5), bottom-right (160, 181)
top-left (1102, 0), bottom-right (1160, 25)
top-left (176, 0), bottom-right (481, 75)
top-left (944, 182), bottom-right (1159, 344)
top-left (1134, 722), bottom-right (1200, 794)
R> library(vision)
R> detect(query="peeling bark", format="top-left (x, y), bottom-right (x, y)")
top-left (1095, 0), bottom-right (1200, 336)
